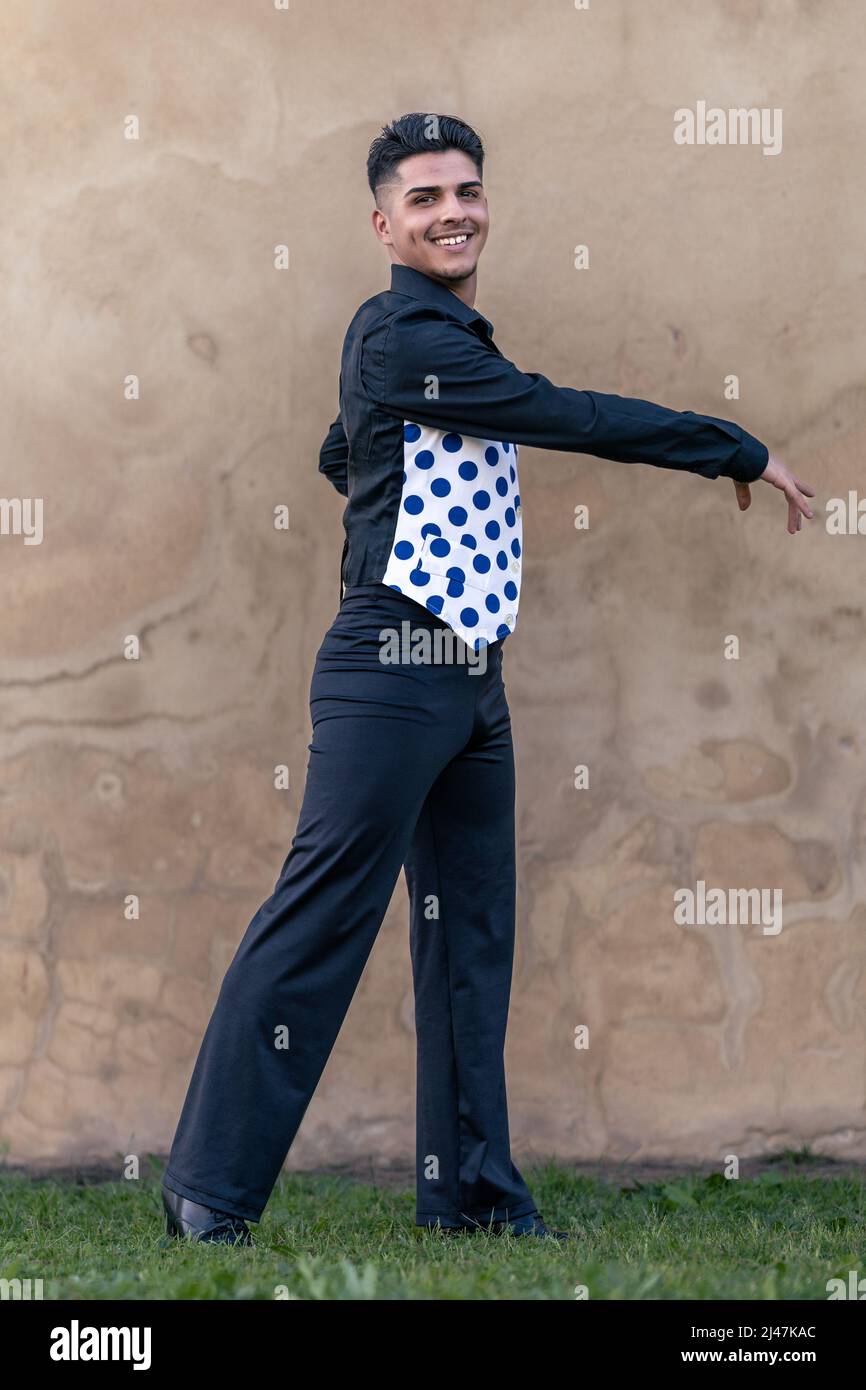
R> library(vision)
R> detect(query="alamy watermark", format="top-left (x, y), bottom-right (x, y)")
top-left (378, 621), bottom-right (489, 674)
top-left (674, 101), bottom-right (782, 156)
top-left (1, 497), bottom-right (43, 544)
top-left (674, 880), bottom-right (783, 936)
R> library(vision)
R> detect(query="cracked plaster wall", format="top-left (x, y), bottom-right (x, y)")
top-left (1, 0), bottom-right (865, 1172)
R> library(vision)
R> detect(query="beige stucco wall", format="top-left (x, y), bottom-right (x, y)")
top-left (2, 0), bottom-right (865, 1174)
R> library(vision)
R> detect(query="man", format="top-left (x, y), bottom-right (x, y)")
top-left (162, 113), bottom-right (814, 1246)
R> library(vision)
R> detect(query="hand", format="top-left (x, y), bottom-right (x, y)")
top-left (733, 453), bottom-right (816, 534)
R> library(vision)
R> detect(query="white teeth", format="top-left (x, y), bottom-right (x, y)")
top-left (434, 234), bottom-right (469, 245)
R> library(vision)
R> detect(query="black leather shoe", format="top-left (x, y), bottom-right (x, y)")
top-left (162, 1183), bottom-right (253, 1246)
top-left (468, 1211), bottom-right (573, 1241)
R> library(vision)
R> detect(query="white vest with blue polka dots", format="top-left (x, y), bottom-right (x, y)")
top-left (380, 422), bottom-right (523, 653)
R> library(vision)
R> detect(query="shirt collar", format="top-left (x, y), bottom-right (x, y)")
top-left (389, 262), bottom-right (495, 339)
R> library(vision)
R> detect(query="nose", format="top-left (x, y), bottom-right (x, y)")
top-left (440, 191), bottom-right (469, 221)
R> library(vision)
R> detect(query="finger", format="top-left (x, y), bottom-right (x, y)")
top-left (788, 496), bottom-right (797, 534)
top-left (793, 477), bottom-right (817, 498)
top-left (782, 480), bottom-right (814, 520)
top-left (734, 481), bottom-right (751, 510)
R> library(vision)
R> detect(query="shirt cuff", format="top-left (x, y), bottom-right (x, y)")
top-left (719, 433), bottom-right (769, 485)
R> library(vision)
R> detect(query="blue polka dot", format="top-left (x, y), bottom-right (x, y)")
top-left (388, 420), bottom-right (524, 646)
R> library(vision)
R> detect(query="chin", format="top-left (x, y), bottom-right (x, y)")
top-left (428, 257), bottom-right (479, 280)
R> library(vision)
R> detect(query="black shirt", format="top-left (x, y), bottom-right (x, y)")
top-left (319, 262), bottom-right (769, 620)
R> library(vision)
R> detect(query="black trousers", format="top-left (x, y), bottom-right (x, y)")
top-left (164, 583), bottom-right (537, 1228)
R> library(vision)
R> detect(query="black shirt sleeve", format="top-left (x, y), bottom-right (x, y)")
top-left (360, 305), bottom-right (769, 484)
top-left (318, 412), bottom-right (349, 496)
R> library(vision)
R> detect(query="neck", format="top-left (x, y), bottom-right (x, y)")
top-left (440, 270), bottom-right (477, 309)
top-left (393, 256), bottom-right (477, 309)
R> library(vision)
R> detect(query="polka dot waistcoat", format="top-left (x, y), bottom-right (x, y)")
top-left (380, 422), bottom-right (523, 652)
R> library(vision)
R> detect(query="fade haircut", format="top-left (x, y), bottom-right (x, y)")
top-left (367, 112), bottom-right (485, 209)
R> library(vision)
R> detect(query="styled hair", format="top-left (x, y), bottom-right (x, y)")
top-left (367, 112), bottom-right (485, 206)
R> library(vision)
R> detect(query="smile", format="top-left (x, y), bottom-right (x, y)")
top-left (431, 232), bottom-right (472, 247)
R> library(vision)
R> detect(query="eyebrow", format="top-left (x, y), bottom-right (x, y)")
top-left (402, 180), bottom-right (483, 198)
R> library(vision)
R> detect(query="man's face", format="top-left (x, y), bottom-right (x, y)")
top-left (372, 149), bottom-right (489, 284)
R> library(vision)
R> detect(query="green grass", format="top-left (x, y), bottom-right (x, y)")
top-left (1, 1156), bottom-right (864, 1300)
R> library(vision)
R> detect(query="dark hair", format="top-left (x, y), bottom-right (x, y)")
top-left (367, 112), bottom-right (485, 206)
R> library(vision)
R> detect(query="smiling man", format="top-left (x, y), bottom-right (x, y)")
top-left (162, 113), bottom-right (814, 1248)
top-left (380, 140), bottom-right (489, 276)
top-left (321, 114), bottom-right (814, 648)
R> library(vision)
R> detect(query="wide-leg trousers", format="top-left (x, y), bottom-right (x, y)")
top-left (164, 582), bottom-right (538, 1228)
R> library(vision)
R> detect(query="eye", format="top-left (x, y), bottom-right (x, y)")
top-left (414, 189), bottom-right (480, 204)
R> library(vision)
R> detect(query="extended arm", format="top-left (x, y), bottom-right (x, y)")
top-left (361, 305), bottom-right (815, 530)
top-left (361, 306), bottom-right (768, 483)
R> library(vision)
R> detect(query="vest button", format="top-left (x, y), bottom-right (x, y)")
top-left (505, 613), bottom-right (514, 624)
top-left (510, 560), bottom-right (520, 572)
